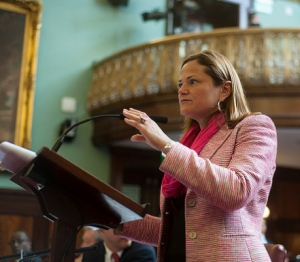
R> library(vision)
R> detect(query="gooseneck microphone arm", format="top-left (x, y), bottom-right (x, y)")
top-left (51, 113), bottom-right (168, 153)
top-left (52, 114), bottom-right (118, 152)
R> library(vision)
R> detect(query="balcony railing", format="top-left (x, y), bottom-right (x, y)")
top-left (87, 27), bottom-right (300, 114)
top-left (86, 27), bottom-right (300, 145)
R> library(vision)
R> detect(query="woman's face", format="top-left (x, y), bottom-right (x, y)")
top-left (178, 60), bottom-right (221, 128)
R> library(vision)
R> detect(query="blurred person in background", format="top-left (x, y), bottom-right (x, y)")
top-left (261, 218), bottom-right (274, 244)
top-left (10, 230), bottom-right (42, 262)
top-left (75, 226), bottom-right (102, 262)
top-left (82, 228), bottom-right (156, 262)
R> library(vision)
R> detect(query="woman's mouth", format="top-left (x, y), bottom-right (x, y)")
top-left (181, 99), bottom-right (191, 103)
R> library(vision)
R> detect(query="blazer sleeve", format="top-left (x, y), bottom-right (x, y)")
top-left (160, 114), bottom-right (277, 212)
top-left (117, 214), bottom-right (161, 247)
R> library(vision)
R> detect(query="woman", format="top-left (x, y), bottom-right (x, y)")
top-left (116, 50), bottom-right (277, 262)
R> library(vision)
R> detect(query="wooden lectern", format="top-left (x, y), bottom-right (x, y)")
top-left (11, 147), bottom-right (149, 262)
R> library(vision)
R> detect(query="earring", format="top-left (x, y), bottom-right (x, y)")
top-left (218, 101), bottom-right (222, 112)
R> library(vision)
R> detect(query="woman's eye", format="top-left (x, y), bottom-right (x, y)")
top-left (190, 80), bottom-right (196, 85)
top-left (178, 84), bottom-right (182, 89)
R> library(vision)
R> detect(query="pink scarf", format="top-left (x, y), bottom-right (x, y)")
top-left (161, 113), bottom-right (224, 198)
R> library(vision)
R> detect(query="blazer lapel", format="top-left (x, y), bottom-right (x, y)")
top-left (199, 125), bottom-right (233, 159)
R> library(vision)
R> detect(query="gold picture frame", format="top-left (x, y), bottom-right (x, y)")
top-left (0, 0), bottom-right (42, 149)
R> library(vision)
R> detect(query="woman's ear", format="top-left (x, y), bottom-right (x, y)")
top-left (220, 81), bottom-right (232, 102)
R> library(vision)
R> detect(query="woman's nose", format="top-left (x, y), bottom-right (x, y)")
top-left (178, 84), bottom-right (188, 95)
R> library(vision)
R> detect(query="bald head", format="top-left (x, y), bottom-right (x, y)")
top-left (10, 231), bottom-right (32, 254)
top-left (81, 227), bottom-right (102, 248)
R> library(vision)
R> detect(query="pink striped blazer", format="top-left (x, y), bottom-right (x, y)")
top-left (118, 114), bottom-right (277, 262)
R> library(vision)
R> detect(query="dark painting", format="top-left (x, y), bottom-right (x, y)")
top-left (0, 9), bottom-right (26, 143)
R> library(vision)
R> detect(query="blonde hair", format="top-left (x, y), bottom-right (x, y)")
top-left (181, 50), bottom-right (254, 134)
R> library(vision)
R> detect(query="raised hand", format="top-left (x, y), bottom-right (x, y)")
top-left (122, 108), bottom-right (171, 152)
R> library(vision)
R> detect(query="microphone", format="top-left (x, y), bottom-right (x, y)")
top-left (51, 113), bottom-right (168, 152)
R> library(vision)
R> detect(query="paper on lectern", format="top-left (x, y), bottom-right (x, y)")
top-left (0, 142), bottom-right (36, 174)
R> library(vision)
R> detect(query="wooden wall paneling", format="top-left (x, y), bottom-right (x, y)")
top-left (110, 147), bottom-right (162, 190)
top-left (110, 147), bottom-right (163, 217)
top-left (248, 96), bottom-right (300, 127)
top-left (0, 189), bottom-right (42, 216)
top-left (0, 215), bottom-right (34, 257)
top-left (123, 166), bottom-right (163, 217)
top-left (275, 232), bottom-right (300, 259)
top-left (0, 189), bottom-right (51, 258)
top-left (266, 166), bottom-right (300, 259)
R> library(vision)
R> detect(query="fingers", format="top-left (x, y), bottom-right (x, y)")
top-left (123, 108), bottom-right (150, 126)
top-left (123, 116), bottom-right (144, 131)
top-left (128, 108), bottom-right (143, 115)
top-left (123, 108), bottom-right (148, 142)
top-left (131, 134), bottom-right (146, 143)
top-left (122, 108), bottom-right (170, 151)
top-left (123, 108), bottom-right (140, 122)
